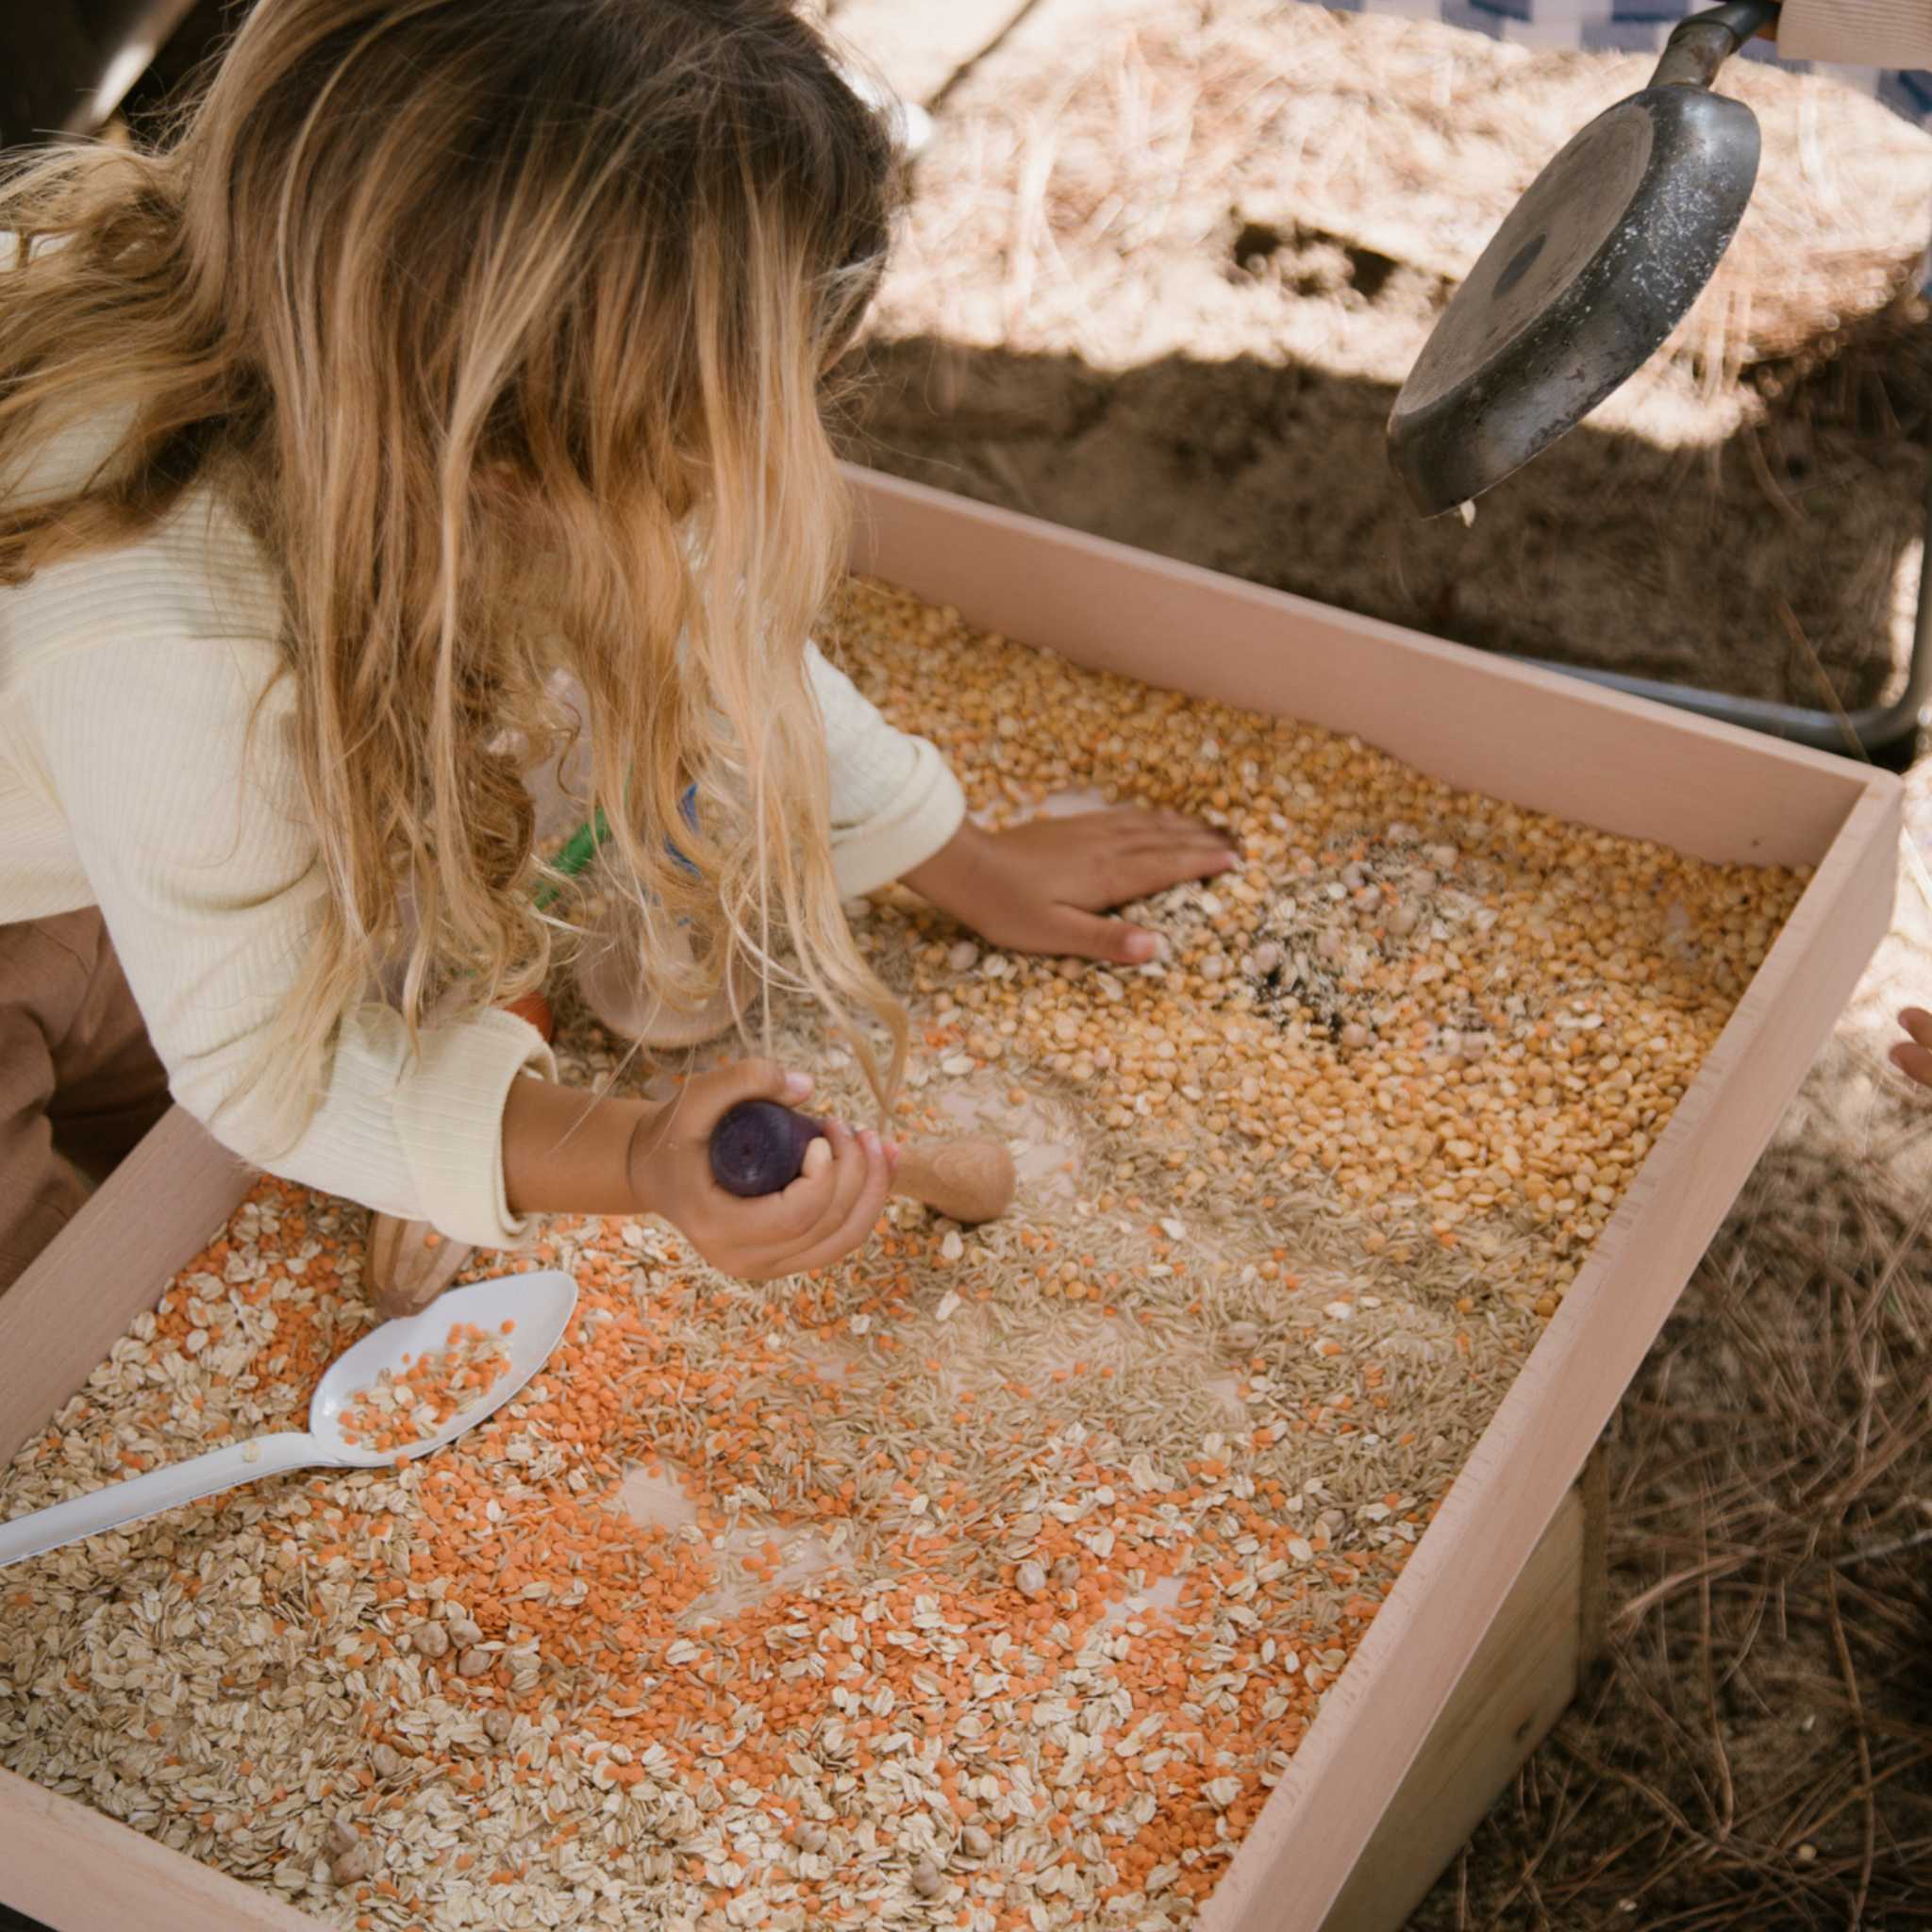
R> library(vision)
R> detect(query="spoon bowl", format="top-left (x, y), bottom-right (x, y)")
top-left (308, 1271), bottom-right (578, 1463)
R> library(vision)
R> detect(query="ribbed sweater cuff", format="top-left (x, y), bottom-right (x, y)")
top-left (1778, 0), bottom-right (1932, 63)
top-left (831, 737), bottom-right (968, 898)
top-left (391, 1008), bottom-right (558, 1248)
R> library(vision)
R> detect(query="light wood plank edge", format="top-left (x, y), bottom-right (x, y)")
top-left (1318, 1466), bottom-right (1598, 1932)
top-left (1577, 1446), bottom-right (1610, 1673)
top-left (0, 1108), bottom-right (254, 1467)
top-left (0, 1762), bottom-right (321, 1932)
top-left (838, 462), bottom-right (1876, 871)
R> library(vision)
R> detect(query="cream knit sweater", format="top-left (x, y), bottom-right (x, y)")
top-left (0, 409), bottom-right (964, 1248)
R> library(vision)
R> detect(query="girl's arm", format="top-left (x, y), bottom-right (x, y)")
top-left (806, 640), bottom-right (969, 896)
top-left (498, 1075), bottom-right (646, 1216)
top-left (31, 622), bottom-right (542, 1249)
top-left (502, 1062), bottom-right (895, 1280)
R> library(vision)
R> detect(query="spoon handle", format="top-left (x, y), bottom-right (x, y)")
top-left (0, 1432), bottom-right (321, 1571)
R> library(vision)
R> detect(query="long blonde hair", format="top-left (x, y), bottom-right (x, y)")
top-left (0, 0), bottom-right (905, 1132)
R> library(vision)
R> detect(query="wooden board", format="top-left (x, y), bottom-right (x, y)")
top-left (1320, 1457), bottom-right (1603, 1932)
top-left (0, 1760), bottom-right (320, 1932)
top-left (0, 1107), bottom-right (251, 1468)
top-left (840, 464), bottom-right (1870, 872)
top-left (0, 466), bottom-right (1899, 1932)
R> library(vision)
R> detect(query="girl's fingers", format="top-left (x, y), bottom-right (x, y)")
top-left (1094, 844), bottom-right (1235, 909)
top-left (798, 1123), bottom-right (873, 1250)
top-left (1112, 829), bottom-right (1237, 861)
top-left (758, 1130), bottom-right (869, 1275)
top-left (787, 1130), bottom-right (891, 1274)
top-left (1890, 1040), bottom-right (1932, 1089)
top-left (740, 1121), bottom-right (866, 1260)
top-left (1045, 909), bottom-right (1160, 967)
top-left (1899, 1008), bottom-right (1932, 1051)
top-left (1120, 835), bottom-right (1242, 877)
top-left (682, 1057), bottom-right (814, 1136)
top-left (813, 1158), bottom-right (892, 1270)
top-left (1146, 808), bottom-right (1237, 844)
top-left (734, 1123), bottom-right (849, 1245)
top-left (1092, 808), bottom-right (1234, 849)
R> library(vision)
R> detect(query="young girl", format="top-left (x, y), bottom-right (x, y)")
top-left (0, 0), bottom-right (1234, 1292)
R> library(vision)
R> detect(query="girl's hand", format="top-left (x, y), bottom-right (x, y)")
top-left (1890, 1008), bottom-right (1932, 1088)
top-left (903, 812), bottom-right (1238, 966)
top-left (626, 1059), bottom-right (896, 1280)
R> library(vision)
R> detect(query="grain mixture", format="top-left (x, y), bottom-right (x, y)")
top-left (0, 579), bottom-right (1805, 1931)
top-left (337, 1324), bottom-right (517, 1457)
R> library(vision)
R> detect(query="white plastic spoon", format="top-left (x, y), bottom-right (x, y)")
top-left (0, 1270), bottom-right (578, 1572)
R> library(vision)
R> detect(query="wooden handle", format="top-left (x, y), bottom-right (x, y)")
top-left (365, 1214), bottom-right (474, 1321)
top-left (708, 1101), bottom-right (1016, 1226)
top-left (891, 1137), bottom-right (1016, 1224)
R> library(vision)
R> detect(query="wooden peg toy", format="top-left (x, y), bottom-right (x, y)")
top-left (366, 1213), bottom-right (474, 1321)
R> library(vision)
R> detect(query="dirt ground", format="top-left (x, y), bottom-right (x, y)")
top-left (823, 1), bottom-right (1932, 1924)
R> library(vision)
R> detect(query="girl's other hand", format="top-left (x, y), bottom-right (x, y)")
top-left (903, 811), bottom-right (1238, 967)
top-left (626, 1059), bottom-right (895, 1279)
top-left (1890, 1008), bottom-right (1932, 1088)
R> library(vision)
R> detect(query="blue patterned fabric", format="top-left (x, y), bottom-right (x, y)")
top-left (1314, 0), bottom-right (1931, 130)
top-left (671, 783), bottom-right (700, 877)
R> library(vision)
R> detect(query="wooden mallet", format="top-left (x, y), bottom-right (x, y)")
top-left (709, 1099), bottom-right (1016, 1225)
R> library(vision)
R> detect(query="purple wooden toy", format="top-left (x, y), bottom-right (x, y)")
top-left (708, 1099), bottom-right (824, 1197)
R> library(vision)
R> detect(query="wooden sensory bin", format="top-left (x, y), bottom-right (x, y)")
top-left (0, 468), bottom-right (1899, 1932)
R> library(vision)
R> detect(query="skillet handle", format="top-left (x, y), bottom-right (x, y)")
top-left (1651, 0), bottom-right (1779, 87)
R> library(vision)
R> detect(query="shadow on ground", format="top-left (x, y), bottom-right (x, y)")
top-left (837, 309), bottom-right (1932, 715)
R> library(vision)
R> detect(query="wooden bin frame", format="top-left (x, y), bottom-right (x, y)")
top-left (0, 467), bottom-right (1899, 1932)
